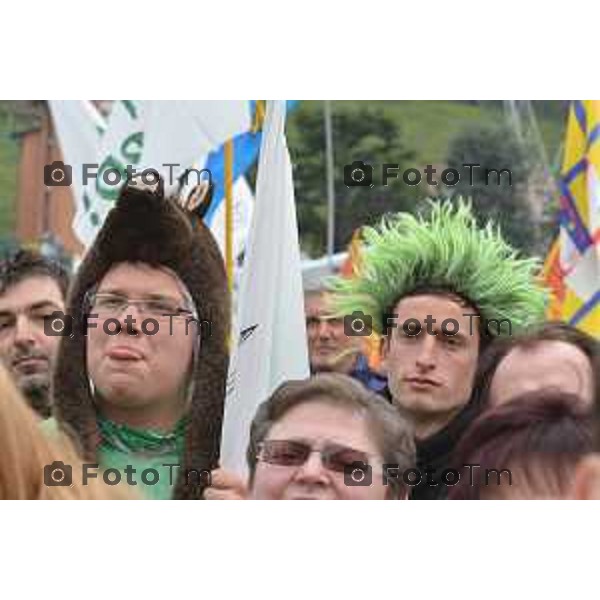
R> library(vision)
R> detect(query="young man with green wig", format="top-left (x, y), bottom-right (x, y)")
top-left (330, 199), bottom-right (548, 499)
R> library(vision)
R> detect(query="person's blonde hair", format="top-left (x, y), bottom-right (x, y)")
top-left (0, 364), bottom-right (134, 499)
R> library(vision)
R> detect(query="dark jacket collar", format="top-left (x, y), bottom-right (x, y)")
top-left (416, 397), bottom-right (481, 468)
top-left (411, 396), bottom-right (482, 500)
top-left (374, 385), bottom-right (482, 498)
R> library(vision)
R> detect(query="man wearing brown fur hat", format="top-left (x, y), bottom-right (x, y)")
top-left (45, 172), bottom-right (229, 499)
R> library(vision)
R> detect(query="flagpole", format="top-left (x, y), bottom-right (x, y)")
top-left (324, 100), bottom-right (336, 264)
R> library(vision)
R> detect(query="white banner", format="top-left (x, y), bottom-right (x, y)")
top-left (142, 100), bottom-right (251, 182)
top-left (48, 100), bottom-right (106, 245)
top-left (49, 100), bottom-right (254, 256)
top-left (220, 100), bottom-right (310, 474)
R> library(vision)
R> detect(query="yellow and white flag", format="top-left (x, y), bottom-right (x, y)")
top-left (544, 100), bottom-right (600, 337)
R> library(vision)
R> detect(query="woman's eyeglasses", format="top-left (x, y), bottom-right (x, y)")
top-left (257, 439), bottom-right (372, 473)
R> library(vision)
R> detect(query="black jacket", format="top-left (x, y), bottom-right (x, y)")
top-left (410, 398), bottom-right (482, 500)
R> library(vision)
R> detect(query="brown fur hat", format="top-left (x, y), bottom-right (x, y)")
top-left (53, 173), bottom-right (229, 499)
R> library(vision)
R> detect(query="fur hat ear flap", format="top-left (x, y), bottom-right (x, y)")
top-left (175, 169), bottom-right (214, 219)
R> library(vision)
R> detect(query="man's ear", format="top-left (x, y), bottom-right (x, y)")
top-left (571, 455), bottom-right (600, 499)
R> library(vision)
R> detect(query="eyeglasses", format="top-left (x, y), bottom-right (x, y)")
top-left (257, 439), bottom-right (372, 473)
top-left (85, 292), bottom-right (194, 320)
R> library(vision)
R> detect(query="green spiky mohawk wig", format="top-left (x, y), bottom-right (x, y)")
top-left (329, 198), bottom-right (548, 335)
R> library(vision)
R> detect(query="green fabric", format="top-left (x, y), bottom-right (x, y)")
top-left (97, 415), bottom-right (187, 500)
top-left (41, 416), bottom-right (186, 500)
top-left (97, 415), bottom-right (186, 455)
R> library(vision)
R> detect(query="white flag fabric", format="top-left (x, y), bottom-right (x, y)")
top-left (49, 100), bottom-right (145, 247)
top-left (48, 100), bottom-right (106, 245)
top-left (220, 100), bottom-right (310, 474)
top-left (207, 177), bottom-right (255, 263)
top-left (142, 100), bottom-right (251, 181)
top-left (77, 100), bottom-right (146, 246)
top-left (49, 100), bottom-right (254, 254)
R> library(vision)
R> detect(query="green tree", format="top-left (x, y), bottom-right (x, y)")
top-left (445, 123), bottom-right (537, 254)
top-left (287, 102), bottom-right (418, 256)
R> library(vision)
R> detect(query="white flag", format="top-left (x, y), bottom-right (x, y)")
top-left (48, 100), bottom-right (106, 245)
top-left (220, 100), bottom-right (310, 474)
top-left (77, 100), bottom-right (146, 246)
top-left (49, 100), bottom-right (254, 252)
top-left (142, 100), bottom-right (251, 181)
top-left (207, 177), bottom-right (255, 264)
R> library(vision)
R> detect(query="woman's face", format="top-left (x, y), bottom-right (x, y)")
top-left (250, 399), bottom-right (391, 500)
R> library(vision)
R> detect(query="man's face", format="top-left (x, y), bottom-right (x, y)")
top-left (305, 292), bottom-right (361, 374)
top-left (489, 342), bottom-right (594, 408)
top-left (250, 399), bottom-right (390, 500)
top-left (86, 262), bottom-right (196, 429)
top-left (381, 294), bottom-right (480, 437)
top-left (0, 275), bottom-right (64, 413)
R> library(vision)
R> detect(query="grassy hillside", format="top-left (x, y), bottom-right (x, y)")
top-left (290, 100), bottom-right (566, 172)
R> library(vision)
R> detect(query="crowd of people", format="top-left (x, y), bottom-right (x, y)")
top-left (0, 173), bottom-right (598, 500)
